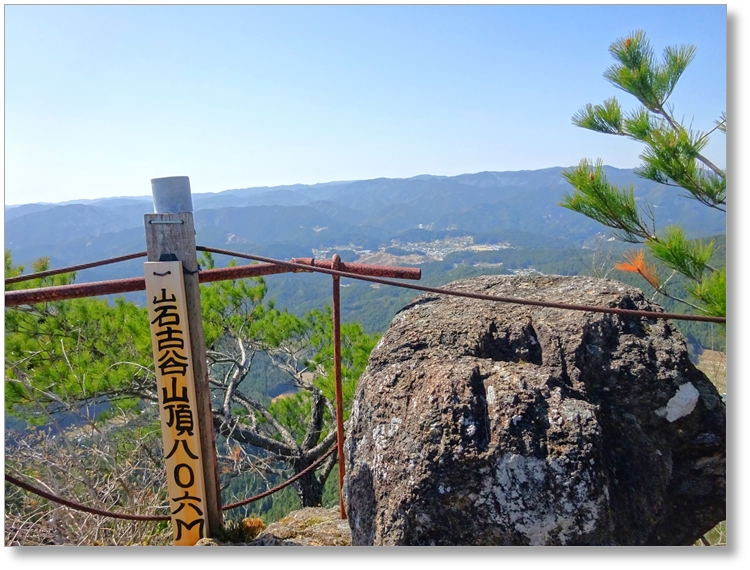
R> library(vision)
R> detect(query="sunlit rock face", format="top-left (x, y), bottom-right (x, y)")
top-left (344, 275), bottom-right (725, 546)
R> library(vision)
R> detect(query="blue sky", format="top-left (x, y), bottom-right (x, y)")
top-left (3, 3), bottom-right (730, 205)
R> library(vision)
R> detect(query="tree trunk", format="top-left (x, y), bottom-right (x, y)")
top-left (293, 458), bottom-right (326, 507)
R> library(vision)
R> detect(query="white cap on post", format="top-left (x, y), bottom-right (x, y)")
top-left (151, 176), bottom-right (193, 213)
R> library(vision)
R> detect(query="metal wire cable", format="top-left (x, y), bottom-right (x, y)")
top-left (222, 445), bottom-right (338, 511)
top-left (4, 444), bottom-right (337, 521)
top-left (196, 245), bottom-right (726, 324)
top-left (5, 251), bottom-right (148, 285)
top-left (3, 246), bottom-right (724, 323)
top-left (4, 472), bottom-right (170, 521)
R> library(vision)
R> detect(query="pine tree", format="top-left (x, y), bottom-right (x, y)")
top-left (4, 250), bottom-right (378, 510)
top-left (560, 30), bottom-right (726, 319)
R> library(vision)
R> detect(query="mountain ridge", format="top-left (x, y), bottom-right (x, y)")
top-left (4, 166), bottom-right (725, 278)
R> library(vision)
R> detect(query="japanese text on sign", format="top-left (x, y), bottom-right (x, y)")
top-left (145, 262), bottom-right (207, 546)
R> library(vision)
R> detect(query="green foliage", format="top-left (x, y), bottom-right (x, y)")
top-left (4, 252), bottom-right (155, 423)
top-left (268, 390), bottom-right (314, 445)
top-left (646, 226), bottom-right (715, 282)
top-left (562, 160), bottom-right (653, 243)
top-left (561, 30), bottom-right (726, 319)
top-left (199, 254), bottom-right (270, 348)
top-left (6, 249), bottom-right (379, 511)
top-left (603, 31), bottom-right (696, 112)
top-left (290, 308), bottom-right (379, 422)
top-left (686, 265), bottom-right (726, 320)
top-left (321, 467), bottom-right (341, 508)
top-left (220, 468), bottom-right (302, 523)
top-left (607, 234), bottom-right (725, 356)
top-left (198, 251), bottom-right (379, 505)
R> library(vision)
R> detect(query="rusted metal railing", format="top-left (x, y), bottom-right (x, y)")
top-left (5, 255), bottom-right (422, 308)
top-left (290, 257), bottom-right (421, 280)
top-left (4, 244), bottom-right (725, 530)
top-left (4, 250), bottom-right (423, 521)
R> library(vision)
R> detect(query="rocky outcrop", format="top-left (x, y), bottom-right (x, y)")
top-left (344, 275), bottom-right (725, 546)
top-left (248, 507), bottom-right (351, 546)
top-left (195, 508), bottom-right (351, 546)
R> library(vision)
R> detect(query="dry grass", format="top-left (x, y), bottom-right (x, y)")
top-left (4, 420), bottom-right (172, 546)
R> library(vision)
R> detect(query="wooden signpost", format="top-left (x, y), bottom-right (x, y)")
top-left (144, 176), bottom-right (222, 545)
top-left (145, 262), bottom-right (208, 545)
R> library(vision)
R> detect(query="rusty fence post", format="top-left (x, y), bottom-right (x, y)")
top-left (331, 254), bottom-right (347, 519)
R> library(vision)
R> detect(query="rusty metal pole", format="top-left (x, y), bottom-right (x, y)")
top-left (3, 263), bottom-right (298, 307)
top-left (331, 254), bottom-right (347, 519)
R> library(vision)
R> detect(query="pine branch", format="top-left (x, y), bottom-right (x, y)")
top-left (651, 101), bottom-right (725, 179)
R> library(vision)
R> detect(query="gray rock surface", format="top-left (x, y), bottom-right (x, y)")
top-left (344, 275), bottom-right (725, 545)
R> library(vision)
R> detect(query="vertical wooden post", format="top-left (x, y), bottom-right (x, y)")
top-left (144, 176), bottom-right (223, 538)
top-left (331, 254), bottom-right (347, 519)
top-left (145, 261), bottom-right (209, 545)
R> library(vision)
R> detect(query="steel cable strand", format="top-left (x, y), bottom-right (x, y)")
top-left (222, 444), bottom-right (338, 511)
top-left (4, 443), bottom-right (337, 520)
top-left (196, 245), bottom-right (726, 324)
top-left (5, 251), bottom-right (148, 285)
top-left (4, 472), bottom-right (170, 521)
top-left (4, 246), bottom-right (725, 323)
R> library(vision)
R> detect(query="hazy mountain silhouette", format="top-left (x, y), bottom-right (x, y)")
top-left (4, 166), bottom-right (725, 275)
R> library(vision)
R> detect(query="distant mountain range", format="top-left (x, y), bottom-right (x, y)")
top-left (4, 166), bottom-right (726, 282)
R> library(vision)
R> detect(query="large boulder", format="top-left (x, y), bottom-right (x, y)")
top-left (344, 275), bottom-right (725, 546)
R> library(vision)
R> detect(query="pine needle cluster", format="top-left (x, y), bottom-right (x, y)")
top-left (561, 30), bottom-right (726, 319)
